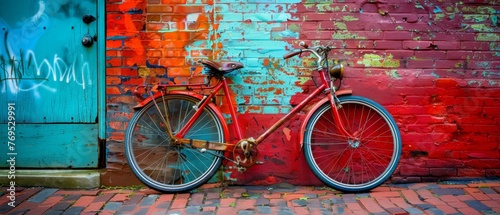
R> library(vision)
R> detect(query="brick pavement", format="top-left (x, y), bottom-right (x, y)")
top-left (1, 180), bottom-right (499, 215)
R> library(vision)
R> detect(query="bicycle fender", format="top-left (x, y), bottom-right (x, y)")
top-left (133, 90), bottom-right (205, 109)
top-left (133, 91), bottom-right (230, 143)
top-left (298, 89), bottom-right (353, 149)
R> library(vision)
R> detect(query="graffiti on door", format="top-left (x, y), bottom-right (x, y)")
top-left (0, 0), bottom-right (93, 98)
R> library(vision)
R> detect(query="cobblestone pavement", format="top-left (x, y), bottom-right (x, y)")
top-left (1, 180), bottom-right (499, 215)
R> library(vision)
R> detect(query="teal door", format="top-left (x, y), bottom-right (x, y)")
top-left (0, 0), bottom-right (99, 168)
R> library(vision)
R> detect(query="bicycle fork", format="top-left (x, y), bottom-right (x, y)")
top-left (328, 80), bottom-right (358, 141)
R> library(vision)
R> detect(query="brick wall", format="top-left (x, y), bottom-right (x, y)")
top-left (104, 0), bottom-right (500, 186)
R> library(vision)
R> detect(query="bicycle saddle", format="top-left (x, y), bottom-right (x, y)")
top-left (201, 59), bottom-right (244, 74)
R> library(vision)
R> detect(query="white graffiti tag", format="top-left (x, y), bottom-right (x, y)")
top-left (1, 50), bottom-right (92, 97)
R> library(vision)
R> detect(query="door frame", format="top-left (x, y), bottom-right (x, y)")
top-left (98, 0), bottom-right (106, 167)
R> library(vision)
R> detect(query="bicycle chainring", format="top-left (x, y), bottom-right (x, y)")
top-left (233, 139), bottom-right (258, 168)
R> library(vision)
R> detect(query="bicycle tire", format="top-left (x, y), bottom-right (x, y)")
top-left (124, 94), bottom-right (225, 192)
top-left (304, 95), bottom-right (401, 192)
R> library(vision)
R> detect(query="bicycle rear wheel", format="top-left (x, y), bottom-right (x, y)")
top-left (124, 94), bottom-right (225, 192)
top-left (304, 95), bottom-right (401, 192)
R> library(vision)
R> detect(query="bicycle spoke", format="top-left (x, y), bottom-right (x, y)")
top-left (139, 113), bottom-right (169, 137)
top-left (135, 143), bottom-right (166, 164)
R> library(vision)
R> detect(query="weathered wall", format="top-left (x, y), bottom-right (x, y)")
top-left (104, 0), bottom-right (500, 186)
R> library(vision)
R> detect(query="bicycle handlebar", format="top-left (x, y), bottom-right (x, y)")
top-left (283, 41), bottom-right (326, 69)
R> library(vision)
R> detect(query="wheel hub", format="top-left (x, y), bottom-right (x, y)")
top-left (348, 139), bottom-right (360, 148)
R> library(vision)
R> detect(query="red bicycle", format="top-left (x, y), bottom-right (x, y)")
top-left (124, 41), bottom-right (402, 193)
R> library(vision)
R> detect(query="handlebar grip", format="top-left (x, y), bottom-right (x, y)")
top-left (283, 50), bottom-right (302, 59)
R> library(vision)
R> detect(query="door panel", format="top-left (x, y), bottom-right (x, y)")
top-left (0, 0), bottom-right (99, 168)
top-left (0, 0), bottom-right (97, 123)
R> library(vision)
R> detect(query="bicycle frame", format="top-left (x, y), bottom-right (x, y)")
top-left (134, 67), bottom-right (354, 153)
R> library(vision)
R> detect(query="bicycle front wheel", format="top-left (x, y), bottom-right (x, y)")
top-left (304, 95), bottom-right (401, 192)
top-left (124, 94), bottom-right (225, 192)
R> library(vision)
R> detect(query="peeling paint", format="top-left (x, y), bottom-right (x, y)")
top-left (386, 70), bottom-right (401, 79)
top-left (471, 24), bottom-right (495, 32)
top-left (468, 80), bottom-right (482, 86)
top-left (358, 54), bottom-right (400, 68)
top-left (463, 14), bottom-right (489, 22)
top-left (342, 15), bottom-right (358, 21)
top-left (462, 6), bottom-right (497, 14)
top-left (332, 31), bottom-right (366, 40)
top-left (334, 22), bottom-right (347, 30)
top-left (288, 24), bottom-right (300, 32)
top-left (138, 67), bottom-right (150, 77)
top-left (434, 13), bottom-right (445, 21)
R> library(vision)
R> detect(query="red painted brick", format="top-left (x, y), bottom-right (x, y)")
top-left (458, 169), bottom-right (487, 177)
top-left (235, 198), bottom-right (257, 210)
top-left (401, 190), bottom-right (426, 205)
top-left (430, 168), bottom-right (457, 177)
top-left (375, 197), bottom-right (397, 209)
top-left (146, 5), bottom-right (173, 13)
top-left (432, 41), bottom-right (462, 50)
top-left (171, 193), bottom-right (190, 209)
top-left (294, 206), bottom-right (309, 214)
top-left (461, 41), bottom-right (492, 50)
top-left (374, 40), bottom-right (403, 49)
top-left (106, 58), bottom-right (122, 67)
top-left (107, 40), bottom-right (123, 49)
top-left (110, 193), bottom-right (129, 202)
top-left (73, 196), bottom-right (95, 207)
top-left (106, 77), bottom-right (122, 85)
top-left (383, 31), bottom-right (413, 40)
top-left (403, 41), bottom-right (435, 50)
top-left (216, 207), bottom-right (238, 214)
top-left (359, 198), bottom-right (386, 214)
top-left (388, 50), bottom-right (415, 59)
top-left (106, 86), bottom-right (122, 95)
top-left (405, 59), bottom-right (435, 69)
top-left (370, 192), bottom-right (401, 198)
top-left (345, 202), bottom-right (368, 214)
top-left (435, 59), bottom-right (467, 69)
top-left (174, 5), bottom-right (205, 13)
top-left (389, 197), bottom-right (413, 208)
top-left (446, 51), bottom-right (474, 60)
top-left (464, 188), bottom-right (491, 201)
top-left (84, 202), bottom-right (107, 213)
top-left (106, 68), bottom-right (122, 76)
top-left (219, 198), bottom-right (236, 207)
top-left (415, 51), bottom-right (447, 59)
